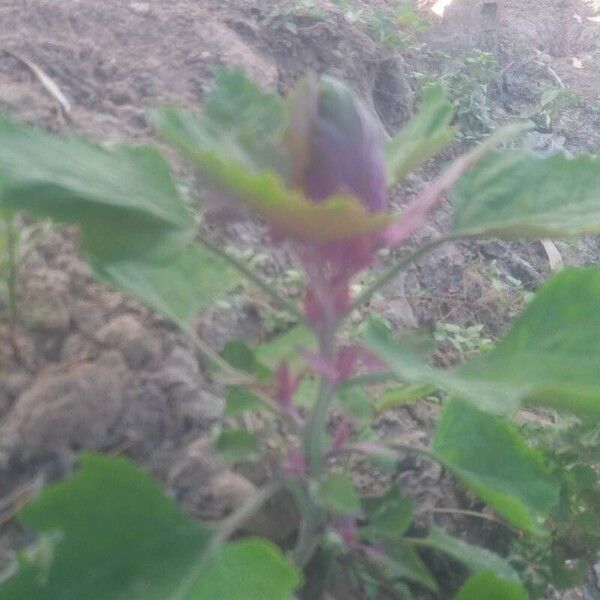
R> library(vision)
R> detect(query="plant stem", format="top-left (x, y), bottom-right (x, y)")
top-left (295, 312), bottom-right (338, 566)
top-left (292, 371), bottom-right (336, 564)
top-left (198, 234), bottom-right (304, 322)
top-left (303, 323), bottom-right (337, 477)
top-left (292, 485), bottom-right (326, 568)
top-left (292, 356), bottom-right (335, 565)
top-left (347, 235), bottom-right (457, 316)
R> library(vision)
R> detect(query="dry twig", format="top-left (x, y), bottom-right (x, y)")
top-left (2, 48), bottom-right (73, 121)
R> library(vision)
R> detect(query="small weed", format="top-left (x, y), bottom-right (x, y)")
top-left (265, 0), bottom-right (326, 33)
top-left (523, 85), bottom-right (581, 132)
top-left (334, 1), bottom-right (429, 50)
top-left (434, 321), bottom-right (493, 357)
top-left (332, 0), bottom-right (364, 24)
top-left (477, 259), bottom-right (535, 311)
top-left (363, 6), bottom-right (429, 50)
top-left (511, 417), bottom-right (600, 596)
top-left (419, 50), bottom-right (501, 140)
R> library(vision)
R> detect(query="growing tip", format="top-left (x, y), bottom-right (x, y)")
top-left (285, 75), bottom-right (388, 213)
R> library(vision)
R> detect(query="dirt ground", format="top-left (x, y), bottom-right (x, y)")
top-left (0, 0), bottom-right (599, 598)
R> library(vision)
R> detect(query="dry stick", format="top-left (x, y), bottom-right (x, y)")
top-left (183, 325), bottom-right (251, 382)
top-left (535, 60), bottom-right (566, 89)
top-left (2, 48), bottom-right (72, 121)
top-left (0, 496), bottom-right (30, 528)
top-left (209, 481), bottom-right (283, 551)
top-left (107, 438), bottom-right (136, 457)
top-left (0, 475), bottom-right (44, 527)
top-left (171, 481), bottom-right (282, 600)
top-left (540, 239), bottom-right (563, 271)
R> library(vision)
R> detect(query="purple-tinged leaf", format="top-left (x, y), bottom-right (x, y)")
top-left (292, 76), bottom-right (388, 213)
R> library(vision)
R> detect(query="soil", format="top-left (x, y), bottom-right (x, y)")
top-left (0, 1), bottom-right (599, 598)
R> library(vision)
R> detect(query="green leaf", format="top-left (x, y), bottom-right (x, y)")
top-left (215, 429), bottom-right (262, 463)
top-left (451, 151), bottom-right (600, 239)
top-left (203, 69), bottom-right (285, 149)
top-left (221, 340), bottom-right (261, 374)
top-left (224, 387), bottom-right (264, 417)
top-left (0, 454), bottom-right (300, 599)
top-left (365, 268), bottom-right (600, 415)
top-left (152, 107), bottom-right (393, 243)
top-left (318, 473), bottom-right (361, 514)
top-left (186, 538), bottom-right (301, 600)
top-left (363, 455), bottom-right (398, 474)
top-left (362, 487), bottom-right (413, 542)
top-left (384, 85), bottom-right (455, 186)
top-left (225, 325), bottom-right (314, 372)
top-left (364, 320), bottom-right (489, 404)
top-left (420, 526), bottom-right (519, 582)
top-left (0, 453), bottom-right (212, 599)
top-left (375, 384), bottom-right (436, 412)
top-left (0, 118), bottom-right (192, 261)
top-left (255, 324), bottom-right (315, 371)
top-left (92, 246), bottom-right (239, 327)
top-left (433, 399), bottom-right (558, 534)
top-left (454, 572), bottom-right (528, 600)
top-left (165, 68), bottom-right (285, 175)
top-left (292, 377), bottom-right (319, 409)
top-left (337, 388), bottom-right (374, 423)
top-left (379, 543), bottom-right (438, 591)
top-left (459, 267), bottom-right (600, 415)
